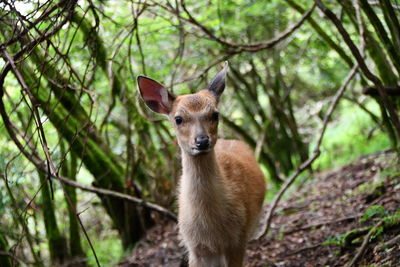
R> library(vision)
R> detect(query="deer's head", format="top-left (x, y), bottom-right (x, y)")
top-left (138, 63), bottom-right (228, 156)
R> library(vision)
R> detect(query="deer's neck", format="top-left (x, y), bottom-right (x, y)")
top-left (180, 150), bottom-right (227, 207)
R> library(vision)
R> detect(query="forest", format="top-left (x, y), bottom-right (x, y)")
top-left (0, 0), bottom-right (399, 266)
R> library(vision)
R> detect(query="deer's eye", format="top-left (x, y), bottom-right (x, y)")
top-left (211, 112), bottom-right (219, 121)
top-left (175, 116), bottom-right (183, 125)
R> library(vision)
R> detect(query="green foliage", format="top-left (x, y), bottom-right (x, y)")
top-left (323, 227), bottom-right (369, 247)
top-left (369, 209), bottom-right (400, 241)
top-left (360, 205), bottom-right (387, 223)
top-left (324, 208), bottom-right (400, 248)
top-left (84, 230), bottom-right (124, 267)
top-left (314, 101), bottom-right (391, 170)
top-left (382, 209), bottom-right (400, 228)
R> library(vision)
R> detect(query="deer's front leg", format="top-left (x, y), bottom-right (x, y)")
top-left (188, 248), bottom-right (228, 267)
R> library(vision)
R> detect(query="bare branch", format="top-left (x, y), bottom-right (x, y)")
top-left (0, 90), bottom-right (177, 222)
top-left (0, 0), bottom-right (72, 47)
top-left (261, 65), bottom-right (359, 238)
top-left (0, 48), bottom-right (101, 267)
top-left (180, 1), bottom-right (316, 52)
top-left (56, 175), bottom-right (177, 222)
top-left (315, 0), bottom-right (400, 139)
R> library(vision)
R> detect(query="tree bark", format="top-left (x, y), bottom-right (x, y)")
top-left (38, 171), bottom-right (69, 264)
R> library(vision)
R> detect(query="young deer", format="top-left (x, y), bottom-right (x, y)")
top-left (137, 63), bottom-right (266, 267)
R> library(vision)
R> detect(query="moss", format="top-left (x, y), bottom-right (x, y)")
top-left (16, 60), bottom-right (150, 247)
top-left (38, 171), bottom-right (69, 263)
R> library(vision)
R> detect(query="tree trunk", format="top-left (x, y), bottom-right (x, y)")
top-left (0, 11), bottom-right (155, 245)
top-left (60, 141), bottom-right (86, 262)
top-left (16, 55), bottom-right (153, 247)
top-left (38, 171), bottom-right (69, 264)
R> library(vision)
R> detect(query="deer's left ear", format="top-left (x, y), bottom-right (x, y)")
top-left (207, 61), bottom-right (228, 100)
top-left (137, 76), bottom-right (175, 115)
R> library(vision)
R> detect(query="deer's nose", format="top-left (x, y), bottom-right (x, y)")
top-left (195, 135), bottom-right (210, 150)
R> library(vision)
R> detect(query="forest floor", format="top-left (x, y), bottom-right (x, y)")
top-left (119, 151), bottom-right (400, 267)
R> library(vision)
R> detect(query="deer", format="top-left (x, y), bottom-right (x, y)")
top-left (137, 62), bottom-right (266, 267)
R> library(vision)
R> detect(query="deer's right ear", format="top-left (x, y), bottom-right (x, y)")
top-left (137, 76), bottom-right (175, 115)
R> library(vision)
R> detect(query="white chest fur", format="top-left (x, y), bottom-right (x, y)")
top-left (178, 152), bottom-right (243, 254)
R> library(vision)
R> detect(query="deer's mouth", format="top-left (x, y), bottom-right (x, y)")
top-left (191, 147), bottom-right (211, 155)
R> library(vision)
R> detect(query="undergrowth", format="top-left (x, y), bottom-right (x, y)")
top-left (323, 206), bottom-right (400, 249)
top-left (314, 101), bottom-right (391, 171)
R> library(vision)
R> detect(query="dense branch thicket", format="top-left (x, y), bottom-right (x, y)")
top-left (0, 0), bottom-right (399, 265)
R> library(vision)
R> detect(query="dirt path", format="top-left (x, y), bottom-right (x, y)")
top-left (120, 151), bottom-right (400, 266)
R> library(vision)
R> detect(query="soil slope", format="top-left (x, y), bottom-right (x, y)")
top-left (120, 151), bottom-right (400, 266)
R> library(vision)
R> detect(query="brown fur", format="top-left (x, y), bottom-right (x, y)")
top-left (172, 93), bottom-right (266, 267)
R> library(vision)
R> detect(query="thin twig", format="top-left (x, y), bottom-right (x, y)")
top-left (315, 0), bottom-right (400, 140)
top-left (0, 49), bottom-right (101, 267)
top-left (180, 1), bottom-right (316, 52)
top-left (0, 94), bottom-right (178, 222)
top-left (0, 0), bottom-right (71, 47)
top-left (2, 46), bottom-right (55, 198)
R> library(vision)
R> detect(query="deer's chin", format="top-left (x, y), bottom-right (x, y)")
top-left (190, 147), bottom-right (211, 156)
